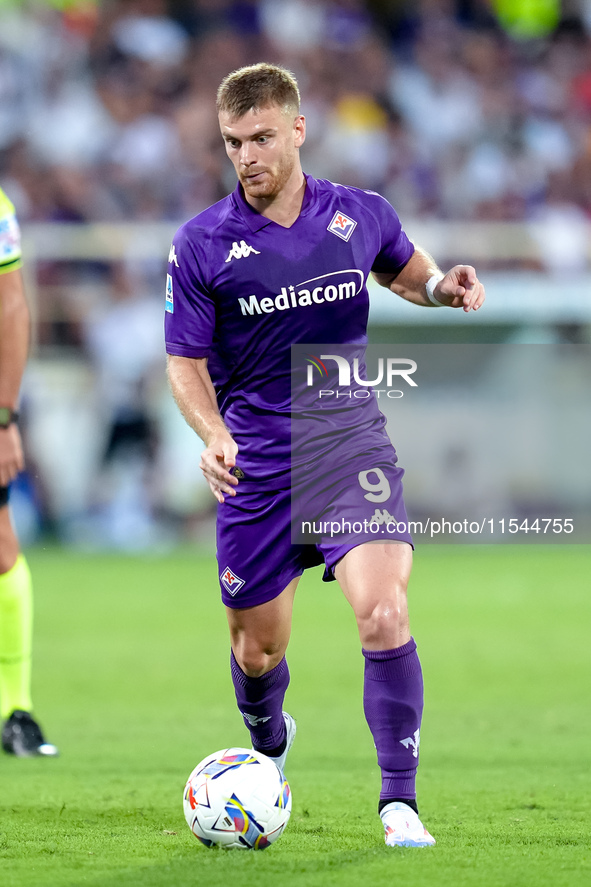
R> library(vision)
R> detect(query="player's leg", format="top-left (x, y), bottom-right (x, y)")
top-left (216, 485), bottom-right (308, 769)
top-left (227, 575), bottom-right (298, 677)
top-left (0, 494), bottom-right (58, 757)
top-left (0, 499), bottom-right (33, 722)
top-left (335, 539), bottom-right (412, 649)
top-left (335, 541), bottom-right (434, 846)
top-left (226, 577), bottom-right (298, 765)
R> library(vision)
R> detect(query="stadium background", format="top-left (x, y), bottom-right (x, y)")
top-left (1, 0), bottom-right (590, 547)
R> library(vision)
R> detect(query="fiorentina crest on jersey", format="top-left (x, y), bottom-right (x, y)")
top-left (220, 566), bottom-right (245, 596)
top-left (328, 210), bottom-right (357, 242)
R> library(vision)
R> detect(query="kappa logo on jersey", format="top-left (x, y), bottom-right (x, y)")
top-left (168, 244), bottom-right (179, 267)
top-left (225, 240), bottom-right (261, 263)
top-left (220, 566), bottom-right (245, 596)
top-left (165, 274), bottom-right (174, 313)
top-left (399, 728), bottom-right (420, 758)
top-left (328, 211), bottom-right (357, 242)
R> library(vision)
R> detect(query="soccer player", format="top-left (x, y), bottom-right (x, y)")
top-left (165, 64), bottom-right (485, 847)
top-left (0, 187), bottom-right (58, 757)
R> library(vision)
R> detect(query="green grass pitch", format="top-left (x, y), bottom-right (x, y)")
top-left (1, 545), bottom-right (589, 887)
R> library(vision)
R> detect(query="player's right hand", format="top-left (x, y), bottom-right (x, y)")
top-left (200, 433), bottom-right (240, 503)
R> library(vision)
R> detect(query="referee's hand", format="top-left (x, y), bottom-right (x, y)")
top-left (0, 425), bottom-right (24, 487)
top-left (200, 433), bottom-right (240, 503)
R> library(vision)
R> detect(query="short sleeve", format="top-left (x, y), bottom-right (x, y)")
top-left (0, 190), bottom-right (22, 275)
top-left (164, 223), bottom-right (215, 359)
top-left (366, 192), bottom-right (414, 275)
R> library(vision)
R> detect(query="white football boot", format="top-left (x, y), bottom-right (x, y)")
top-left (257, 712), bottom-right (296, 774)
top-left (381, 801), bottom-right (436, 847)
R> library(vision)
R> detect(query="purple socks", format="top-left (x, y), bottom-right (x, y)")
top-left (362, 637), bottom-right (424, 800)
top-left (230, 638), bottom-right (423, 800)
top-left (230, 650), bottom-right (289, 752)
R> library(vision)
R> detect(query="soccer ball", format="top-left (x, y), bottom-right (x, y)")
top-left (183, 747), bottom-right (292, 849)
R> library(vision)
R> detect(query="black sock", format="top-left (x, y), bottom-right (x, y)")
top-left (253, 734), bottom-right (287, 758)
top-left (379, 797), bottom-right (419, 816)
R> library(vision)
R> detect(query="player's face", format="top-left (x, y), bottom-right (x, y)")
top-left (219, 105), bottom-right (306, 200)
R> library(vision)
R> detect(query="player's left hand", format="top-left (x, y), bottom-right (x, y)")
top-left (434, 265), bottom-right (485, 312)
top-left (0, 425), bottom-right (24, 487)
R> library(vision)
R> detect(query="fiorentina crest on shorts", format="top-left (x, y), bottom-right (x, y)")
top-left (220, 566), bottom-right (245, 596)
top-left (327, 210), bottom-right (357, 242)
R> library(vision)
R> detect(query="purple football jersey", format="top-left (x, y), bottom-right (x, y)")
top-left (165, 174), bottom-right (414, 483)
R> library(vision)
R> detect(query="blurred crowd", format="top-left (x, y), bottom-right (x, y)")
top-left (1, 0), bottom-right (591, 226)
top-left (2, 0), bottom-right (591, 547)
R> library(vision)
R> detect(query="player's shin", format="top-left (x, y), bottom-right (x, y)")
top-left (0, 554), bottom-right (33, 720)
top-left (362, 638), bottom-right (424, 806)
top-left (230, 650), bottom-right (289, 755)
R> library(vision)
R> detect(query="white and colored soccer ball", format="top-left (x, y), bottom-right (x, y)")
top-left (183, 747), bottom-right (292, 849)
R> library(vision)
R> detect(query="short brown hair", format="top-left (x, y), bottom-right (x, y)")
top-left (216, 63), bottom-right (300, 118)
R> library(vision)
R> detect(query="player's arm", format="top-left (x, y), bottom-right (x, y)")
top-left (372, 245), bottom-right (485, 313)
top-left (166, 355), bottom-right (239, 503)
top-left (0, 266), bottom-right (29, 487)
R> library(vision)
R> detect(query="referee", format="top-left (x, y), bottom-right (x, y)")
top-left (0, 186), bottom-right (58, 757)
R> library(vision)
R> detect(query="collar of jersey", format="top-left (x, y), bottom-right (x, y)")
top-left (233, 173), bottom-right (317, 232)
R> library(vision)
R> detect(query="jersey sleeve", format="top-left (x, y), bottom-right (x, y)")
top-left (365, 191), bottom-right (414, 275)
top-left (164, 223), bottom-right (216, 359)
top-left (0, 189), bottom-right (23, 275)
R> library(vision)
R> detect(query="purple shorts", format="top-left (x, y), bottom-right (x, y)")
top-left (216, 449), bottom-right (412, 609)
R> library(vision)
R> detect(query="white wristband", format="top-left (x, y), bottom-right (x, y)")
top-left (425, 274), bottom-right (445, 307)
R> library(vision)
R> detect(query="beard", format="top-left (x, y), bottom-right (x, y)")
top-left (240, 151), bottom-right (296, 200)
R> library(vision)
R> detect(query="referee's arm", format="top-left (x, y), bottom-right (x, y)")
top-left (0, 265), bottom-right (29, 486)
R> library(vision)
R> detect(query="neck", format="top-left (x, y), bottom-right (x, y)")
top-left (244, 168), bottom-right (306, 229)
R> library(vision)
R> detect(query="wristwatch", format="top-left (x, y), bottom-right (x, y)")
top-left (0, 408), bottom-right (19, 429)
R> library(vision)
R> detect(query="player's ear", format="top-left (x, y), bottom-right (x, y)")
top-left (294, 115), bottom-right (306, 148)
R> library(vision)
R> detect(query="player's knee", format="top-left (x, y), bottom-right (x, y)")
top-left (358, 598), bottom-right (408, 648)
top-left (234, 641), bottom-right (284, 678)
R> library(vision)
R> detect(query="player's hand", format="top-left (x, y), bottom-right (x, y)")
top-left (0, 425), bottom-right (25, 487)
top-left (200, 433), bottom-right (240, 503)
top-left (433, 265), bottom-right (485, 312)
